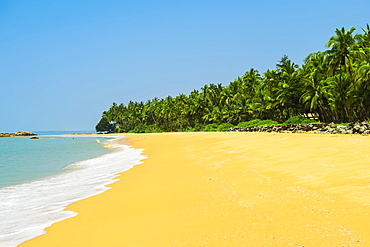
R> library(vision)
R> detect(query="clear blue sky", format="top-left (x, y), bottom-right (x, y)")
top-left (1, 0), bottom-right (369, 132)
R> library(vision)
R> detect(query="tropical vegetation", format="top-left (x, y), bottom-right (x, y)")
top-left (96, 25), bottom-right (370, 133)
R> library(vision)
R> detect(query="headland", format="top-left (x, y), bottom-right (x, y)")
top-left (0, 131), bottom-right (37, 137)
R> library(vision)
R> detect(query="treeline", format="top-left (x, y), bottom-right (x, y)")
top-left (96, 25), bottom-right (370, 133)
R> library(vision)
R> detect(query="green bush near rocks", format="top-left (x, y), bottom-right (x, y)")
top-left (236, 119), bottom-right (280, 127)
top-left (282, 116), bottom-right (321, 125)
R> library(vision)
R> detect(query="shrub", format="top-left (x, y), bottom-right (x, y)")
top-left (144, 125), bottom-right (164, 133)
top-left (179, 126), bottom-right (197, 132)
top-left (336, 122), bottom-right (350, 126)
top-left (258, 120), bottom-right (280, 126)
top-left (131, 125), bottom-right (147, 133)
top-left (193, 123), bottom-right (204, 131)
top-left (217, 123), bottom-right (235, 131)
top-left (237, 119), bottom-right (279, 127)
top-left (202, 123), bottom-right (219, 132)
top-left (237, 120), bottom-right (261, 127)
top-left (283, 116), bottom-right (320, 125)
top-left (184, 127), bottom-right (196, 132)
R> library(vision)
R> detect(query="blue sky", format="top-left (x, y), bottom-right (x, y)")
top-left (1, 0), bottom-right (369, 132)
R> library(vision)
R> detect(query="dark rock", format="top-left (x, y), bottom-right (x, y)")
top-left (0, 133), bottom-right (12, 137)
top-left (345, 129), bottom-right (354, 134)
top-left (363, 130), bottom-right (370, 135)
top-left (336, 126), bottom-right (347, 134)
top-left (353, 123), bottom-right (361, 131)
top-left (13, 131), bottom-right (37, 136)
top-left (0, 131), bottom-right (38, 137)
top-left (358, 126), bottom-right (367, 134)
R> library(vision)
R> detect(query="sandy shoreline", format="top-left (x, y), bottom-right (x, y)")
top-left (20, 132), bottom-right (370, 246)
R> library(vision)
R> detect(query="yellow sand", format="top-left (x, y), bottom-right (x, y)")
top-left (20, 132), bottom-right (370, 246)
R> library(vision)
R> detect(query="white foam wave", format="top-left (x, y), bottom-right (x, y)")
top-left (0, 137), bottom-right (145, 247)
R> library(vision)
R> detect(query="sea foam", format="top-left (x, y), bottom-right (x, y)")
top-left (0, 137), bottom-right (144, 247)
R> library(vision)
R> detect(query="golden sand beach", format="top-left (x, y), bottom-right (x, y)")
top-left (20, 132), bottom-right (370, 246)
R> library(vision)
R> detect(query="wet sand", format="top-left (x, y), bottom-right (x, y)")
top-left (20, 132), bottom-right (370, 246)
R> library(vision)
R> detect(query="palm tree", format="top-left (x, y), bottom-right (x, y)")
top-left (355, 24), bottom-right (370, 51)
top-left (326, 74), bottom-right (353, 122)
top-left (98, 25), bottom-right (370, 131)
top-left (300, 69), bottom-right (333, 122)
top-left (275, 56), bottom-right (303, 119)
top-left (326, 27), bottom-right (356, 76)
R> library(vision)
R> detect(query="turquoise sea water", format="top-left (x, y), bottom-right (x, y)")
top-left (0, 132), bottom-right (144, 247)
top-left (0, 135), bottom-right (111, 188)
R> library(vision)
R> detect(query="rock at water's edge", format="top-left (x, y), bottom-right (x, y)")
top-left (0, 131), bottom-right (38, 137)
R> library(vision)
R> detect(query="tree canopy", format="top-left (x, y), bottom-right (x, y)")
top-left (95, 117), bottom-right (115, 133)
top-left (98, 25), bottom-right (370, 133)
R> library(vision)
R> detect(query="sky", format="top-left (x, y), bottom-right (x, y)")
top-left (1, 0), bottom-right (370, 132)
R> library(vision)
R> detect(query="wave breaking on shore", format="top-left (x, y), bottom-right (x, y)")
top-left (0, 137), bottom-right (144, 247)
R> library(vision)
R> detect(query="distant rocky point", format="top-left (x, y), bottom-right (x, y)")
top-left (0, 131), bottom-right (38, 137)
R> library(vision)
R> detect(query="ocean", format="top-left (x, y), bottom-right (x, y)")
top-left (0, 132), bottom-right (144, 247)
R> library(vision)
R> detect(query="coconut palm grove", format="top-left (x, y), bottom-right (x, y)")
top-left (96, 25), bottom-right (370, 133)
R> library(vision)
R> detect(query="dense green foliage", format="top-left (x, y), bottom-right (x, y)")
top-left (95, 117), bottom-right (115, 133)
top-left (282, 116), bottom-right (321, 125)
top-left (236, 119), bottom-right (280, 127)
top-left (98, 25), bottom-right (370, 133)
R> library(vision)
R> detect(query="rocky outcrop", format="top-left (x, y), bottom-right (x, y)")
top-left (0, 131), bottom-right (38, 137)
top-left (317, 122), bottom-right (370, 134)
top-left (228, 122), bottom-right (370, 135)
